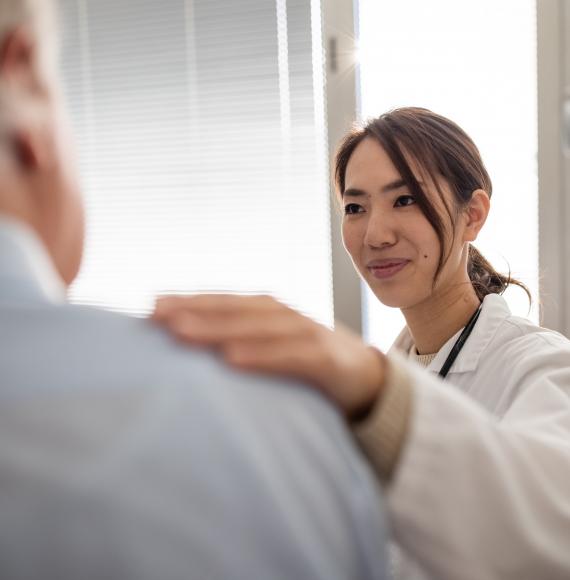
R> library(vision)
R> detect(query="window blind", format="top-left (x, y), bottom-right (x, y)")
top-left (60, 0), bottom-right (333, 325)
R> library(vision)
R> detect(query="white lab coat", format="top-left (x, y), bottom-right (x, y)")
top-left (386, 293), bottom-right (570, 580)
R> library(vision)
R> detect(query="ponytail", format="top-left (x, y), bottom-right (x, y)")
top-left (467, 245), bottom-right (531, 303)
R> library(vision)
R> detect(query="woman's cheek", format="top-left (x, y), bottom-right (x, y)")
top-left (341, 221), bottom-right (359, 260)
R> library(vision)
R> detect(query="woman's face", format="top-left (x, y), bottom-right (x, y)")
top-left (341, 137), bottom-right (468, 310)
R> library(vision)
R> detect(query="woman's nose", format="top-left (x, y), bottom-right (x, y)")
top-left (363, 210), bottom-right (397, 249)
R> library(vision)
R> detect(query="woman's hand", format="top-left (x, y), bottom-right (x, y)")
top-left (152, 294), bottom-right (386, 420)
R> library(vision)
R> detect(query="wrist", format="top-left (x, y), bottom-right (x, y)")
top-left (347, 347), bottom-right (386, 422)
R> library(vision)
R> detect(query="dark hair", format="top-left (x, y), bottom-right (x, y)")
top-left (334, 107), bottom-right (530, 303)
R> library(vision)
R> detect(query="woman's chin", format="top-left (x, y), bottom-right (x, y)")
top-left (367, 285), bottom-right (425, 310)
top-left (368, 288), bottom-right (407, 309)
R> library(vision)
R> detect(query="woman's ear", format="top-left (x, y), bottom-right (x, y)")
top-left (463, 189), bottom-right (490, 242)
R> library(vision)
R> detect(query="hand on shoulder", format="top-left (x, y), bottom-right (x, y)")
top-left (152, 294), bottom-right (386, 420)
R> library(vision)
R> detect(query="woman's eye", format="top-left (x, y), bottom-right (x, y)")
top-left (394, 195), bottom-right (416, 208)
top-left (344, 203), bottom-right (364, 215)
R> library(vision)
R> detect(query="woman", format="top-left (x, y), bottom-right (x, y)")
top-left (153, 108), bottom-right (570, 580)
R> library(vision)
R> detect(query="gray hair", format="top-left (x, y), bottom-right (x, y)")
top-left (0, 0), bottom-right (58, 79)
top-left (0, 0), bottom-right (59, 161)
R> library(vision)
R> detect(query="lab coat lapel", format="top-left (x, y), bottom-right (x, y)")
top-left (388, 294), bottom-right (513, 376)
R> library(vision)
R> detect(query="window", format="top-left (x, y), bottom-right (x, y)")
top-left (60, 0), bottom-right (333, 325)
top-left (357, 0), bottom-right (538, 350)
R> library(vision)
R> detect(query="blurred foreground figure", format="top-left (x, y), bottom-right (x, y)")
top-left (0, 1), bottom-right (389, 579)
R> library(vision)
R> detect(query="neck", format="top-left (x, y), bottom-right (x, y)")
top-left (402, 281), bottom-right (481, 355)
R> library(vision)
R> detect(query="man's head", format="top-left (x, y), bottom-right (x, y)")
top-left (0, 0), bottom-right (84, 286)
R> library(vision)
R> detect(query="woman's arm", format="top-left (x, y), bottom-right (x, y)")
top-left (381, 353), bottom-right (570, 580)
top-left (153, 294), bottom-right (570, 580)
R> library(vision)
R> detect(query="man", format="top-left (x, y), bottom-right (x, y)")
top-left (0, 1), bottom-right (389, 578)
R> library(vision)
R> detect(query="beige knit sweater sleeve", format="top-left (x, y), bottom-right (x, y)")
top-left (351, 354), bottom-right (414, 483)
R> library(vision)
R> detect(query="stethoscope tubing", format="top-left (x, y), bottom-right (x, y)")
top-left (438, 303), bottom-right (483, 379)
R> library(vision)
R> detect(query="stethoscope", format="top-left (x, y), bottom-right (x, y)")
top-left (438, 303), bottom-right (483, 379)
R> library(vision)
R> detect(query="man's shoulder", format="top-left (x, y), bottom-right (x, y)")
top-left (2, 301), bottom-right (236, 390)
top-left (0, 300), bottom-right (372, 487)
top-left (0, 301), bottom-right (349, 450)
top-left (0, 303), bottom-right (389, 579)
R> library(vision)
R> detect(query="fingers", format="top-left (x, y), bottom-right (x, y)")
top-left (151, 292), bottom-right (341, 404)
top-left (153, 293), bottom-right (283, 321)
top-left (153, 293), bottom-right (310, 347)
top-left (218, 328), bottom-right (385, 419)
top-left (221, 338), bottom-right (326, 388)
top-left (164, 306), bottom-right (314, 347)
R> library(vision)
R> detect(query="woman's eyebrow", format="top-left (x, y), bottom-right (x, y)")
top-left (342, 188), bottom-right (366, 198)
top-left (342, 179), bottom-right (409, 198)
top-left (381, 178), bottom-right (407, 193)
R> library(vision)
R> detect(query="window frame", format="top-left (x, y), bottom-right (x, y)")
top-left (322, 0), bottom-right (362, 333)
top-left (324, 0), bottom-right (569, 337)
top-left (537, 0), bottom-right (570, 336)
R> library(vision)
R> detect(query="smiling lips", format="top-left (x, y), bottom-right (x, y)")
top-left (367, 259), bottom-right (410, 280)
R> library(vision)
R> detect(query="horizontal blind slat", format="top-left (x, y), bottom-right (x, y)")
top-left (62, 0), bottom-right (333, 325)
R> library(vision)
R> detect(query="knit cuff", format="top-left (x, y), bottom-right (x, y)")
top-left (352, 353), bottom-right (413, 484)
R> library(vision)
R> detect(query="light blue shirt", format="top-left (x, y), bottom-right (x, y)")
top-left (0, 219), bottom-right (389, 580)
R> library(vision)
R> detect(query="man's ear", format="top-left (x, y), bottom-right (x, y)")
top-left (463, 189), bottom-right (490, 242)
top-left (0, 25), bottom-right (40, 91)
top-left (11, 102), bottom-right (57, 173)
top-left (12, 126), bottom-right (42, 170)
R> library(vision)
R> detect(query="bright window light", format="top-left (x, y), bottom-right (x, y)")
top-left (357, 0), bottom-right (538, 351)
top-left (60, 0), bottom-right (333, 325)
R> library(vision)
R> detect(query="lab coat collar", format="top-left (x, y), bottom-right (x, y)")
top-left (0, 216), bottom-right (66, 305)
top-left (389, 294), bottom-right (512, 375)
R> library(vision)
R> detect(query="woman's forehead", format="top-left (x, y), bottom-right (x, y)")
top-left (345, 138), bottom-right (398, 181)
top-left (345, 136), bottom-right (434, 189)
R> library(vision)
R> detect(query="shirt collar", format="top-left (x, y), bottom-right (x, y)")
top-left (0, 216), bottom-right (66, 304)
top-left (389, 294), bottom-right (512, 375)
